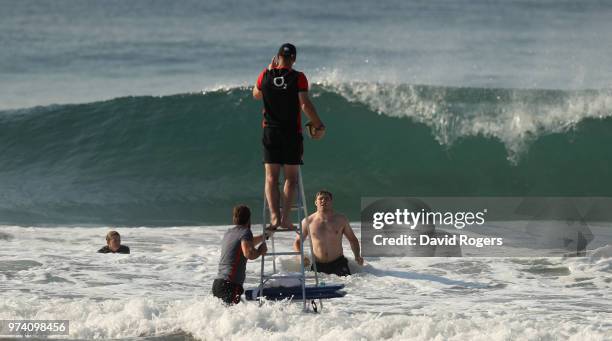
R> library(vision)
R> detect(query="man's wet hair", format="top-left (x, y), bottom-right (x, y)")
top-left (233, 205), bottom-right (251, 225)
top-left (316, 190), bottom-right (333, 200)
top-left (106, 230), bottom-right (120, 242)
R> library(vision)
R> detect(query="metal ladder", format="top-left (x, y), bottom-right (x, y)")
top-left (258, 166), bottom-right (323, 312)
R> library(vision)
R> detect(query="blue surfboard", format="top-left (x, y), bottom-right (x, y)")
top-left (245, 284), bottom-right (346, 301)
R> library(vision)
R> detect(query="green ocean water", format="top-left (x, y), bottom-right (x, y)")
top-left (0, 84), bottom-right (610, 226)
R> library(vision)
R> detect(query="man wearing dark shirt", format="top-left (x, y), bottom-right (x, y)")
top-left (97, 230), bottom-right (130, 254)
top-left (253, 43), bottom-right (325, 230)
top-left (212, 205), bottom-right (268, 305)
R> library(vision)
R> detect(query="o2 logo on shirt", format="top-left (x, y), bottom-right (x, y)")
top-left (273, 76), bottom-right (287, 89)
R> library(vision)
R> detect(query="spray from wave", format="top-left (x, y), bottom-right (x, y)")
top-left (323, 81), bottom-right (612, 162)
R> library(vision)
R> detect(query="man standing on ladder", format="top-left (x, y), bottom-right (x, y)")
top-left (253, 43), bottom-right (325, 230)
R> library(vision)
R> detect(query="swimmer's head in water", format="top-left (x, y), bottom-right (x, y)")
top-left (106, 230), bottom-right (121, 251)
top-left (233, 205), bottom-right (251, 227)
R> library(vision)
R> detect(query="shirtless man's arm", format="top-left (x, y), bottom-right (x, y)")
top-left (293, 217), bottom-right (311, 266)
top-left (341, 216), bottom-right (364, 266)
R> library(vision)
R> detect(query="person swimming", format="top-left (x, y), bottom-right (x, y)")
top-left (97, 230), bottom-right (130, 254)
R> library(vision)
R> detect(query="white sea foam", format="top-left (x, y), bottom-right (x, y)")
top-left (0, 225), bottom-right (610, 340)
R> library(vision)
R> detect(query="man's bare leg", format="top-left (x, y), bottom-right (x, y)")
top-left (280, 164), bottom-right (299, 229)
top-left (265, 163), bottom-right (281, 228)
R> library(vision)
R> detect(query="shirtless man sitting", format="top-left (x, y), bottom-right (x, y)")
top-left (293, 190), bottom-right (364, 276)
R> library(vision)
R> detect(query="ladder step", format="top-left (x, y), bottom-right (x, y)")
top-left (266, 251), bottom-right (301, 256)
top-left (267, 228), bottom-right (300, 233)
top-left (280, 206), bottom-right (302, 211)
top-left (262, 274), bottom-right (317, 279)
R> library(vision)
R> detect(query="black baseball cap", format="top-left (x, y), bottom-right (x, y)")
top-left (278, 43), bottom-right (297, 58)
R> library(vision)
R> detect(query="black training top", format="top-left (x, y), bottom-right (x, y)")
top-left (97, 245), bottom-right (130, 254)
top-left (256, 67), bottom-right (309, 133)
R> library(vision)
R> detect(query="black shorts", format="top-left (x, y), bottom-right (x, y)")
top-left (262, 127), bottom-right (303, 165)
top-left (211, 278), bottom-right (244, 305)
top-left (312, 255), bottom-right (351, 277)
